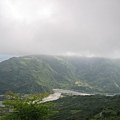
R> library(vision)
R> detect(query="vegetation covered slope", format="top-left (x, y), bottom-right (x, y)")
top-left (51, 95), bottom-right (120, 120)
top-left (0, 56), bottom-right (76, 94)
top-left (64, 57), bottom-right (120, 93)
top-left (0, 55), bottom-right (120, 94)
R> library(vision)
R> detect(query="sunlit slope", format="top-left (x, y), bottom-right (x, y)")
top-left (0, 55), bottom-right (120, 94)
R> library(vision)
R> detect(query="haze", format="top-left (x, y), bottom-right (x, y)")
top-left (0, 0), bottom-right (120, 58)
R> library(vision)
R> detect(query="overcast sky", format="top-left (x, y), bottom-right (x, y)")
top-left (0, 0), bottom-right (120, 58)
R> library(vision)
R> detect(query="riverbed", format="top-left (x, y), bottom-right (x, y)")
top-left (41, 89), bottom-right (91, 103)
top-left (53, 89), bottom-right (91, 96)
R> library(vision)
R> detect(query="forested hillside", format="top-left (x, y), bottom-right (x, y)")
top-left (51, 95), bottom-right (120, 120)
top-left (0, 55), bottom-right (120, 94)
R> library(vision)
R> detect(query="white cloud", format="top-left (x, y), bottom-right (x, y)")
top-left (0, 0), bottom-right (120, 58)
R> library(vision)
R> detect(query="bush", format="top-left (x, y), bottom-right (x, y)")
top-left (0, 91), bottom-right (55, 120)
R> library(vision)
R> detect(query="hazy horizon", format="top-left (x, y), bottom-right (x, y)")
top-left (0, 0), bottom-right (120, 58)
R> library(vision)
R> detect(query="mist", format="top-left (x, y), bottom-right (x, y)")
top-left (0, 0), bottom-right (120, 58)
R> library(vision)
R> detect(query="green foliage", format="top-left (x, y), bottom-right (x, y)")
top-left (0, 55), bottom-right (120, 94)
top-left (0, 91), bottom-right (54, 120)
top-left (51, 95), bottom-right (120, 120)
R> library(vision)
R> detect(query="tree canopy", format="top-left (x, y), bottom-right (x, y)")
top-left (0, 91), bottom-right (55, 120)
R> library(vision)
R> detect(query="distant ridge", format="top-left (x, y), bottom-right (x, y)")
top-left (0, 54), bottom-right (15, 62)
top-left (0, 55), bottom-right (120, 94)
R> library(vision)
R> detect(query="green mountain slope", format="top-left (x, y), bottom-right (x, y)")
top-left (51, 95), bottom-right (120, 120)
top-left (0, 56), bottom-right (76, 94)
top-left (0, 55), bottom-right (120, 94)
top-left (64, 57), bottom-right (120, 93)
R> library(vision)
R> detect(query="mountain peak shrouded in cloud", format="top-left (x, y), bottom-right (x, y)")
top-left (0, 0), bottom-right (120, 58)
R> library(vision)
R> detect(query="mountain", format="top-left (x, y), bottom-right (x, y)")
top-left (0, 54), bottom-right (14, 62)
top-left (0, 55), bottom-right (120, 94)
top-left (64, 57), bottom-right (120, 93)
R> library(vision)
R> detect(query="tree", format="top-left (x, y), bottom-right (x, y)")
top-left (0, 91), bottom-right (55, 120)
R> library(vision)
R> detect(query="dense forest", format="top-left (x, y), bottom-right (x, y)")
top-left (0, 93), bottom-right (120, 120)
top-left (50, 94), bottom-right (120, 120)
top-left (0, 55), bottom-right (120, 94)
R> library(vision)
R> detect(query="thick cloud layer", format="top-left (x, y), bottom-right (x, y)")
top-left (0, 0), bottom-right (120, 58)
